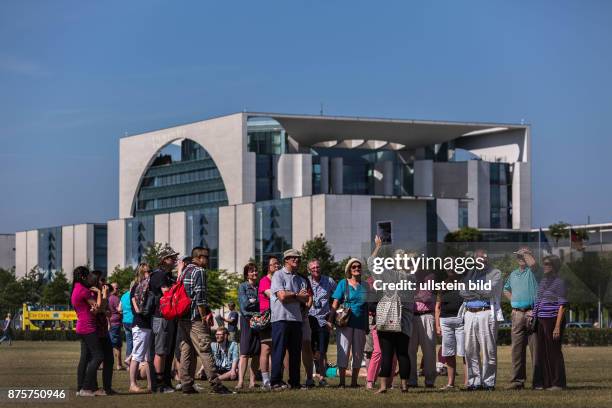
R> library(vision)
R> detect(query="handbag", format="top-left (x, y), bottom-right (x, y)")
top-left (376, 272), bottom-right (402, 332)
top-left (334, 280), bottom-right (352, 327)
top-left (249, 309), bottom-right (271, 331)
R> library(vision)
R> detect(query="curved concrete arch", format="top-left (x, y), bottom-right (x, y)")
top-left (119, 113), bottom-right (255, 219)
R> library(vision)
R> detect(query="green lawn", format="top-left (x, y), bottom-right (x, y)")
top-left (1, 342), bottom-right (611, 407)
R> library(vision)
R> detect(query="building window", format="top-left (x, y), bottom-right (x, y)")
top-left (125, 216), bottom-right (154, 267)
top-left (93, 225), bottom-right (108, 276)
top-left (254, 199), bottom-right (292, 266)
top-left (38, 227), bottom-right (62, 281)
top-left (186, 208), bottom-right (219, 270)
top-left (458, 201), bottom-right (468, 228)
top-left (134, 139), bottom-right (227, 216)
top-left (490, 162), bottom-right (512, 228)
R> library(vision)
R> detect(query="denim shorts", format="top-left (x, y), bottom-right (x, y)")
top-left (109, 325), bottom-right (122, 348)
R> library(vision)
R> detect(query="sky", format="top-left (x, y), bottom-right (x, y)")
top-left (1, 0), bottom-right (611, 233)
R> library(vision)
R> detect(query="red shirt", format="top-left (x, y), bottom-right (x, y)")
top-left (71, 283), bottom-right (96, 335)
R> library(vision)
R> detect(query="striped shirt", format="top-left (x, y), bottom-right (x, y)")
top-left (182, 263), bottom-right (208, 321)
top-left (533, 274), bottom-right (568, 318)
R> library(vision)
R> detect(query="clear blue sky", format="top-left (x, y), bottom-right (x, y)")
top-left (1, 0), bottom-right (611, 233)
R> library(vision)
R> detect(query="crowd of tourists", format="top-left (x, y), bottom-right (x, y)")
top-left (70, 238), bottom-right (569, 396)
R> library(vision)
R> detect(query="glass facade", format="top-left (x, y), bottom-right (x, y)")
top-left (38, 227), bottom-right (62, 281)
top-left (135, 139), bottom-right (227, 216)
top-left (458, 201), bottom-right (469, 228)
top-left (93, 225), bottom-right (108, 275)
top-left (247, 118), bottom-right (286, 155)
top-left (125, 215), bottom-right (154, 267)
top-left (254, 199), bottom-right (292, 266)
top-left (311, 148), bottom-right (416, 196)
top-left (186, 208), bottom-right (219, 269)
top-left (490, 162), bottom-right (512, 228)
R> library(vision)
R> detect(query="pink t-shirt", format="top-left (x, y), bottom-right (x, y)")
top-left (71, 282), bottom-right (97, 335)
top-left (258, 275), bottom-right (272, 312)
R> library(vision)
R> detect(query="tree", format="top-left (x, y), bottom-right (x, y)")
top-left (0, 268), bottom-right (24, 316)
top-left (108, 266), bottom-right (135, 293)
top-left (298, 235), bottom-right (337, 277)
top-left (206, 270), bottom-right (242, 309)
top-left (444, 227), bottom-right (483, 243)
top-left (20, 267), bottom-right (44, 305)
top-left (41, 270), bottom-right (70, 305)
top-left (548, 222), bottom-right (570, 245)
top-left (143, 242), bottom-right (165, 269)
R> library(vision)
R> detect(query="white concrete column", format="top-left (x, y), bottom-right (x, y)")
top-left (169, 211), bottom-right (187, 257)
top-left (219, 206), bottom-right (236, 274)
top-left (26, 230), bottom-right (38, 274)
top-left (436, 199), bottom-right (459, 241)
top-left (62, 226), bottom-right (75, 275)
top-left (292, 196), bottom-right (313, 250)
top-left (512, 162), bottom-right (532, 229)
top-left (107, 220), bottom-right (126, 272)
top-left (15, 231), bottom-right (27, 278)
top-left (277, 154), bottom-right (313, 199)
top-left (74, 224), bottom-right (93, 269)
top-left (236, 203), bottom-right (255, 272)
top-left (154, 213), bottom-right (170, 246)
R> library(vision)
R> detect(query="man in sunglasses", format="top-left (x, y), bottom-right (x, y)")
top-left (503, 247), bottom-right (540, 390)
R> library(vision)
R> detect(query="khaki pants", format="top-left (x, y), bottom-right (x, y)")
top-left (510, 309), bottom-right (534, 384)
top-left (179, 319), bottom-right (219, 390)
top-left (408, 313), bottom-right (437, 386)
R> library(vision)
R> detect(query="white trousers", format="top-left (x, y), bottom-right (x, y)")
top-left (464, 310), bottom-right (498, 387)
top-left (408, 313), bottom-right (437, 386)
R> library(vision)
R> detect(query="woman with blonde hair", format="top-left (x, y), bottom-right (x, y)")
top-left (328, 258), bottom-right (368, 388)
top-left (128, 263), bottom-right (155, 393)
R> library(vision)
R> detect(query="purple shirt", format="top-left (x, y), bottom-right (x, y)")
top-left (71, 282), bottom-right (97, 335)
top-left (414, 271), bottom-right (436, 313)
top-left (108, 294), bottom-right (122, 327)
top-left (534, 274), bottom-right (568, 318)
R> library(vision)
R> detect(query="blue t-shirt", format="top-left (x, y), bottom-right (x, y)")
top-left (504, 267), bottom-right (539, 309)
top-left (332, 279), bottom-right (368, 330)
top-left (120, 291), bottom-right (134, 325)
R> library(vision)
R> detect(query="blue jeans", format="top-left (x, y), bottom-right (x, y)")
top-left (271, 320), bottom-right (302, 387)
top-left (123, 323), bottom-right (133, 358)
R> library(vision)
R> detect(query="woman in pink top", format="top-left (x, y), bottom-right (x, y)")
top-left (257, 255), bottom-right (280, 389)
top-left (71, 266), bottom-right (104, 397)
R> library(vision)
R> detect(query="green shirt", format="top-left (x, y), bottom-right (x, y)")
top-left (503, 267), bottom-right (539, 309)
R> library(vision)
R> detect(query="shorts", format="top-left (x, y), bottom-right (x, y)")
top-left (302, 316), bottom-right (312, 342)
top-left (259, 325), bottom-right (272, 343)
top-left (109, 325), bottom-right (122, 348)
top-left (131, 326), bottom-right (152, 363)
top-left (309, 316), bottom-right (330, 354)
top-left (440, 316), bottom-right (465, 357)
top-left (152, 317), bottom-right (175, 356)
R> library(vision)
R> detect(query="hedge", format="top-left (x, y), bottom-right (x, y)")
top-left (11, 328), bottom-right (612, 346)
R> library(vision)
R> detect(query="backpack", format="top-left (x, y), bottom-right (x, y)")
top-left (160, 272), bottom-right (191, 320)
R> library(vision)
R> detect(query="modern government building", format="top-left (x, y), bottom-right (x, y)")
top-left (13, 111), bottom-right (535, 278)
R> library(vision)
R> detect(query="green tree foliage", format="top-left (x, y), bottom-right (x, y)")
top-left (41, 270), bottom-right (70, 305)
top-left (0, 268), bottom-right (25, 316)
top-left (549, 221), bottom-right (570, 245)
top-left (206, 270), bottom-right (242, 309)
top-left (108, 266), bottom-right (136, 293)
top-left (298, 235), bottom-right (337, 276)
top-left (20, 267), bottom-right (44, 305)
top-left (143, 242), bottom-right (165, 269)
top-left (444, 227), bottom-right (483, 243)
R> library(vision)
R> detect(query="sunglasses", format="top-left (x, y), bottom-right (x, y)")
top-left (351, 264), bottom-right (362, 269)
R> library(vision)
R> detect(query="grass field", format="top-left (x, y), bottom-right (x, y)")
top-left (1, 342), bottom-right (611, 407)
